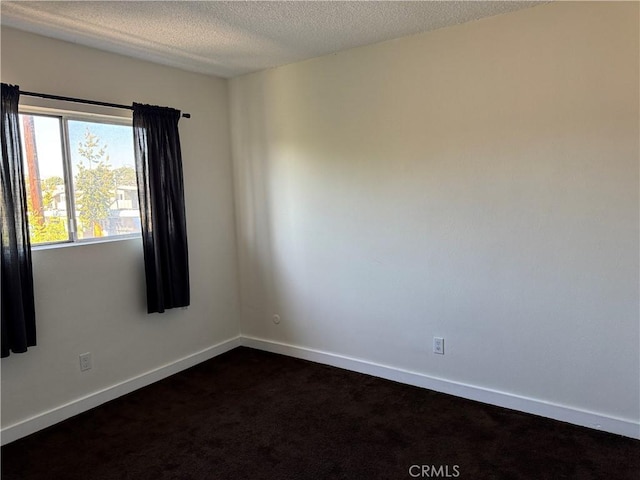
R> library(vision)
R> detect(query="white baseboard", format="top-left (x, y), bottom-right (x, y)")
top-left (3, 334), bottom-right (638, 445)
top-left (240, 336), bottom-right (640, 440)
top-left (0, 336), bottom-right (242, 446)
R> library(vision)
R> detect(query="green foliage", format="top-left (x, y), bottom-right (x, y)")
top-left (113, 165), bottom-right (137, 188)
top-left (26, 175), bottom-right (68, 244)
top-left (75, 129), bottom-right (114, 237)
top-left (30, 216), bottom-right (68, 244)
top-left (41, 176), bottom-right (64, 210)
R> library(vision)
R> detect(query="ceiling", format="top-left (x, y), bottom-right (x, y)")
top-left (1, 1), bottom-right (543, 78)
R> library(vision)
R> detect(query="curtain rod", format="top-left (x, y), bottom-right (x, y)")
top-left (19, 90), bottom-right (191, 119)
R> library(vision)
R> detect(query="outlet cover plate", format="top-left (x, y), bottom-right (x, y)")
top-left (79, 352), bottom-right (92, 371)
top-left (433, 337), bottom-right (444, 355)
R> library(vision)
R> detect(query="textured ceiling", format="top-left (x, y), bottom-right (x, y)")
top-left (1, 1), bottom-right (543, 78)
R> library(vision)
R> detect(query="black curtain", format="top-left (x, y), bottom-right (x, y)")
top-left (133, 103), bottom-right (190, 314)
top-left (1, 83), bottom-right (36, 357)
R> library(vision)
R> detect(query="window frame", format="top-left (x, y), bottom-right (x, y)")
top-left (18, 105), bottom-right (141, 249)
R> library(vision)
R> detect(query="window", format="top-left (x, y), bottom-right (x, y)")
top-left (18, 109), bottom-right (141, 246)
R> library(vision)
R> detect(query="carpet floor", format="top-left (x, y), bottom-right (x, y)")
top-left (1, 347), bottom-right (638, 479)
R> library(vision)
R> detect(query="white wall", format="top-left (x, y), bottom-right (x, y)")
top-left (230, 1), bottom-right (639, 430)
top-left (1, 28), bottom-right (240, 430)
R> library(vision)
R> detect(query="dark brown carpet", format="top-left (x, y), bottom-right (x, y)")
top-left (1, 347), bottom-right (638, 479)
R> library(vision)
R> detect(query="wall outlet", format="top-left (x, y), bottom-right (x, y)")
top-left (433, 337), bottom-right (444, 355)
top-left (272, 314), bottom-right (281, 324)
top-left (79, 352), bottom-right (92, 371)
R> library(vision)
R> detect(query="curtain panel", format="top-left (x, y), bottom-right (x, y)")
top-left (133, 103), bottom-right (190, 314)
top-left (1, 83), bottom-right (37, 357)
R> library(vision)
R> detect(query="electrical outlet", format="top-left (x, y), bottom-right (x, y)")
top-left (79, 352), bottom-right (92, 371)
top-left (433, 337), bottom-right (444, 355)
top-left (272, 314), bottom-right (281, 324)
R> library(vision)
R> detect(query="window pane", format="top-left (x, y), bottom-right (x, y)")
top-left (19, 114), bottom-right (70, 245)
top-left (68, 120), bottom-right (140, 239)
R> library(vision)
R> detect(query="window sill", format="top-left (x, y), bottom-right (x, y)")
top-left (32, 234), bottom-right (141, 251)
